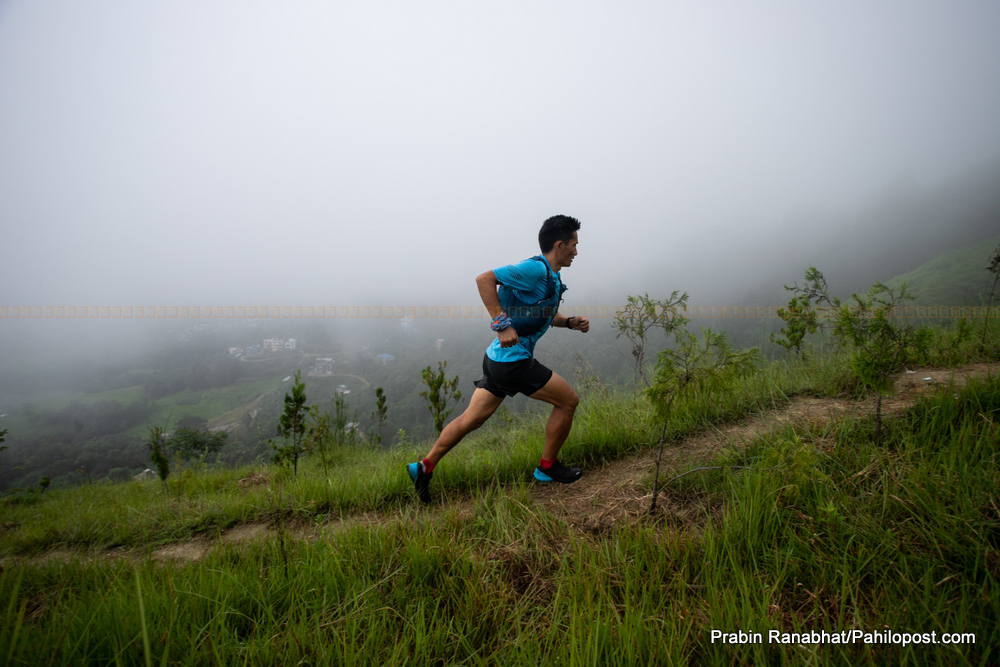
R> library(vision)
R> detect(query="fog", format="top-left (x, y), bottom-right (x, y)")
top-left (3, 0), bottom-right (1000, 358)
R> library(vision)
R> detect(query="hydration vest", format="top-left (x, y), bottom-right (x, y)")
top-left (497, 256), bottom-right (568, 338)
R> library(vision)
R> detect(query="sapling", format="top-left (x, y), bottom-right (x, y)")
top-left (369, 387), bottom-right (388, 446)
top-left (771, 295), bottom-right (818, 357)
top-left (645, 326), bottom-right (759, 513)
top-left (147, 426), bottom-right (170, 497)
top-left (331, 391), bottom-right (360, 448)
top-left (304, 407), bottom-right (332, 476)
top-left (296, 390), bottom-right (362, 477)
top-left (771, 267), bottom-right (840, 357)
top-left (626, 291), bottom-right (761, 513)
top-left (982, 243), bottom-right (1000, 349)
top-left (832, 282), bottom-right (931, 444)
top-left (267, 376), bottom-right (312, 571)
top-left (612, 291), bottom-right (689, 387)
top-left (271, 370), bottom-right (309, 476)
top-left (419, 361), bottom-right (463, 436)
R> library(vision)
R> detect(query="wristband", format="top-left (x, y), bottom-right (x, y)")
top-left (491, 312), bottom-right (512, 332)
top-left (567, 317), bottom-right (576, 330)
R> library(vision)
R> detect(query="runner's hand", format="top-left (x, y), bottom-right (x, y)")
top-left (575, 316), bottom-right (590, 333)
top-left (497, 327), bottom-right (519, 348)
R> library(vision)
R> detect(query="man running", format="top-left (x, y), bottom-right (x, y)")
top-left (407, 214), bottom-right (590, 503)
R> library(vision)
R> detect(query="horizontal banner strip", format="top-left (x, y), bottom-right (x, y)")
top-left (1, 305), bottom-right (997, 319)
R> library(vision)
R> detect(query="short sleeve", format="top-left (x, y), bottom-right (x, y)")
top-left (492, 258), bottom-right (547, 293)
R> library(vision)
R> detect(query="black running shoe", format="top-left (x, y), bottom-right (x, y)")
top-left (533, 459), bottom-right (582, 484)
top-left (406, 461), bottom-right (432, 504)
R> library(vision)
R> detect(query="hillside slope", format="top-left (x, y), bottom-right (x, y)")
top-left (886, 235), bottom-right (1000, 306)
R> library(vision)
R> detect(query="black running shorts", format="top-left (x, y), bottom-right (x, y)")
top-left (474, 354), bottom-right (554, 398)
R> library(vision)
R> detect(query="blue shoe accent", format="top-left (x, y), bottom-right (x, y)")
top-left (534, 460), bottom-right (582, 484)
top-left (406, 461), bottom-right (432, 503)
top-left (533, 468), bottom-right (554, 482)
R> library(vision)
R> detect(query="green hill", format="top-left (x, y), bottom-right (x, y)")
top-left (886, 235), bottom-right (1000, 306)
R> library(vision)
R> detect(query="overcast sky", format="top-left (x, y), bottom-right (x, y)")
top-left (2, 0), bottom-right (1000, 315)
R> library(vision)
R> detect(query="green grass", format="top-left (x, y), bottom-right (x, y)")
top-left (0, 353), bottom-right (807, 556)
top-left (2, 374), bottom-right (997, 664)
top-left (2, 327), bottom-right (999, 664)
top-left (3, 322), bottom-right (998, 557)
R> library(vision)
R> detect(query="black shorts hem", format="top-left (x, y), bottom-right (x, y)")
top-left (473, 354), bottom-right (553, 398)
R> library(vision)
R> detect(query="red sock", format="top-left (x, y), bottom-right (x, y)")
top-left (539, 457), bottom-right (555, 470)
top-left (421, 458), bottom-right (435, 474)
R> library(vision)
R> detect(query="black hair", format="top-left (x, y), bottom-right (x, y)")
top-left (538, 215), bottom-right (581, 253)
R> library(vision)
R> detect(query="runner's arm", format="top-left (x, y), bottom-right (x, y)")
top-left (476, 271), bottom-right (503, 318)
top-left (476, 271), bottom-right (519, 347)
top-left (553, 312), bottom-right (590, 332)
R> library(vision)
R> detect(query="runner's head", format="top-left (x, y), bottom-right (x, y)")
top-left (538, 215), bottom-right (581, 254)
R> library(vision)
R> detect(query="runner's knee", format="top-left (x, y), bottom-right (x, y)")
top-left (563, 389), bottom-right (580, 411)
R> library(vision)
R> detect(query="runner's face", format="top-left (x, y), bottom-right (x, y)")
top-left (556, 233), bottom-right (579, 267)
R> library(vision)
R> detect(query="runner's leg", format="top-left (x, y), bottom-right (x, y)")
top-left (528, 372), bottom-right (580, 461)
top-left (424, 388), bottom-right (504, 466)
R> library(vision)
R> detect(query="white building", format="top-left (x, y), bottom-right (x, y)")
top-left (262, 337), bottom-right (297, 352)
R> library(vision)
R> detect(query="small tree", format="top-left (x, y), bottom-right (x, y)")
top-left (147, 426), bottom-right (171, 496)
top-left (645, 327), bottom-right (759, 513)
top-left (613, 291), bottom-right (689, 387)
top-left (419, 361), bottom-right (463, 436)
top-left (0, 428), bottom-right (7, 467)
top-left (771, 295), bottom-right (818, 357)
top-left (982, 243), bottom-right (1000, 349)
top-left (304, 407), bottom-right (333, 476)
top-left (370, 387), bottom-right (388, 446)
top-left (38, 476), bottom-right (50, 494)
top-left (301, 391), bottom-right (362, 477)
top-left (272, 370), bottom-right (309, 475)
top-left (331, 392), bottom-right (360, 448)
top-left (771, 267), bottom-right (840, 357)
top-left (833, 282), bottom-right (930, 444)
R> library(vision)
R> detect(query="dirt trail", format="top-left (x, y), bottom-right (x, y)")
top-left (529, 362), bottom-right (997, 534)
top-left (9, 363), bottom-right (996, 567)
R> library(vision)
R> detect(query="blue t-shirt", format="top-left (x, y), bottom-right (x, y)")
top-left (487, 256), bottom-right (562, 362)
